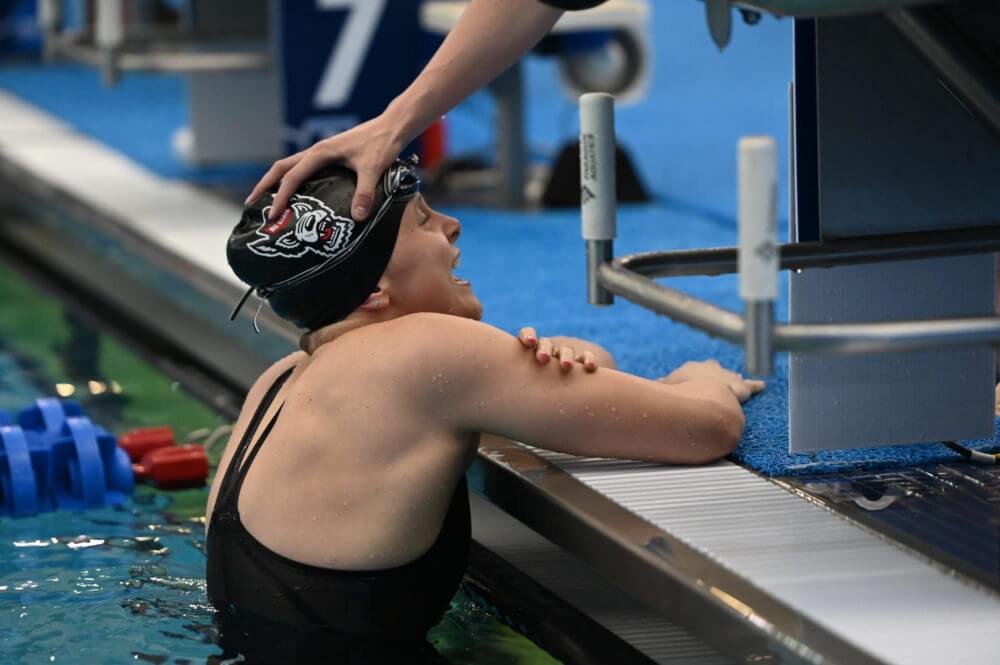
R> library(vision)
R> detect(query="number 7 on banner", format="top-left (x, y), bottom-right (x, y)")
top-left (312, 0), bottom-right (387, 108)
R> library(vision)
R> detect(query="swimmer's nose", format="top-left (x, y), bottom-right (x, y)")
top-left (443, 215), bottom-right (461, 244)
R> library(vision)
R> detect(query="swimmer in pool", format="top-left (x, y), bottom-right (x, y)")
top-left (206, 158), bottom-right (764, 663)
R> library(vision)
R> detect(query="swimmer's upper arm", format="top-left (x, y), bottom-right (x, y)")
top-left (396, 313), bottom-right (743, 465)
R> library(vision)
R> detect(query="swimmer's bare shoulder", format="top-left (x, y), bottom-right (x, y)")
top-left (387, 312), bottom-right (743, 465)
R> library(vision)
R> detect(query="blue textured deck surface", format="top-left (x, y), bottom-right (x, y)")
top-left (1, 2), bottom-right (995, 475)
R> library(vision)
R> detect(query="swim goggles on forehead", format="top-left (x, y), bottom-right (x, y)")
top-left (229, 155), bottom-right (422, 332)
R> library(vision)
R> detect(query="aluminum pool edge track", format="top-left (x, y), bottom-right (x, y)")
top-left (475, 438), bottom-right (879, 665)
top-left (514, 448), bottom-right (1000, 665)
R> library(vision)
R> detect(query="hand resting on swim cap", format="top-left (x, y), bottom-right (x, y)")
top-left (247, 113), bottom-right (406, 224)
top-left (245, 0), bottom-right (564, 222)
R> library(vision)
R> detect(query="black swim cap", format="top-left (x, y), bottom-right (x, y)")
top-left (227, 157), bottom-right (421, 331)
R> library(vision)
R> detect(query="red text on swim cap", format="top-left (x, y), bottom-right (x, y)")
top-left (262, 208), bottom-right (293, 236)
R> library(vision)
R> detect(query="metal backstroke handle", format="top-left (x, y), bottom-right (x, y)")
top-left (580, 93), bottom-right (617, 306)
top-left (579, 98), bottom-right (1000, 368)
top-left (739, 136), bottom-right (778, 376)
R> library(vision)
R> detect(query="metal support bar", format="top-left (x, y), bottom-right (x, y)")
top-left (586, 240), bottom-right (614, 305)
top-left (578, 94), bottom-right (1000, 372)
top-left (491, 63), bottom-right (527, 208)
top-left (597, 263), bottom-right (1000, 354)
top-left (745, 300), bottom-right (774, 374)
top-left (622, 225), bottom-right (1000, 279)
top-left (48, 37), bottom-right (271, 77)
top-left (738, 136), bottom-right (778, 375)
top-left (731, 0), bottom-right (942, 17)
top-left (885, 6), bottom-right (1000, 141)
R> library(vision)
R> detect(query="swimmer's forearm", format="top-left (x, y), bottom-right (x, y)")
top-left (548, 336), bottom-right (617, 370)
top-left (385, 0), bottom-right (563, 146)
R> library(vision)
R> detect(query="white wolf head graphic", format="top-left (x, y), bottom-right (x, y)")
top-left (248, 195), bottom-right (354, 259)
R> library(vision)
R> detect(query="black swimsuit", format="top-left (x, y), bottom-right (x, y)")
top-left (206, 366), bottom-right (470, 660)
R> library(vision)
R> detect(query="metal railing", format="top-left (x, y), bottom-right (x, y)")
top-left (578, 93), bottom-right (1000, 376)
top-left (38, 0), bottom-right (270, 86)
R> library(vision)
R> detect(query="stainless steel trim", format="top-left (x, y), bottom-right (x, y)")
top-left (591, 226), bottom-right (1000, 358)
top-left (586, 239), bottom-right (615, 305)
top-left (744, 300), bottom-right (773, 375)
top-left (475, 435), bottom-right (884, 665)
top-left (732, 0), bottom-right (945, 17)
top-left (885, 7), bottom-right (1000, 141)
top-left (48, 35), bottom-right (270, 86)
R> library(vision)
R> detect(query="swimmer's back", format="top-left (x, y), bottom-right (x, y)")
top-left (205, 318), bottom-right (475, 572)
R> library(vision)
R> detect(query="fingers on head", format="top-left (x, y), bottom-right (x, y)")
top-left (271, 173), bottom-right (307, 216)
top-left (248, 160), bottom-right (290, 203)
top-left (352, 169), bottom-right (378, 220)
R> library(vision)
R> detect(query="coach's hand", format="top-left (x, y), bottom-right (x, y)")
top-left (246, 114), bottom-right (404, 223)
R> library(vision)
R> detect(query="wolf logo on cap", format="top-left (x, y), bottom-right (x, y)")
top-left (248, 195), bottom-right (354, 260)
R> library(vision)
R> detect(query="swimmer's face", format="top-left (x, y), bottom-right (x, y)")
top-left (380, 195), bottom-right (483, 321)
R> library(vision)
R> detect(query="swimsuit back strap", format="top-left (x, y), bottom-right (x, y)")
top-left (215, 366), bottom-right (295, 511)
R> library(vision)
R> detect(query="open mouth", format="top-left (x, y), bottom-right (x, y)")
top-left (450, 254), bottom-right (470, 286)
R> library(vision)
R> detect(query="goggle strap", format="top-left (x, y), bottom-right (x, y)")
top-left (229, 285), bottom-right (255, 321)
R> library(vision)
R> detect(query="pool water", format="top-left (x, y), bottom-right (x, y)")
top-left (0, 259), bottom-right (561, 664)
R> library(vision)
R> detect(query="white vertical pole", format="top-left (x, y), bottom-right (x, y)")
top-left (739, 135), bottom-right (778, 375)
top-left (580, 92), bottom-right (616, 242)
top-left (95, 0), bottom-right (124, 50)
top-left (580, 93), bottom-right (617, 305)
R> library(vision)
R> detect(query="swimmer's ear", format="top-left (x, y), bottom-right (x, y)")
top-left (360, 288), bottom-right (389, 312)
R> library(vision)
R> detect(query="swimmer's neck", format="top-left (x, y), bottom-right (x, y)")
top-left (299, 315), bottom-right (383, 355)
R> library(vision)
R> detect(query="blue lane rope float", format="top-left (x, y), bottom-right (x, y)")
top-left (62, 417), bottom-right (110, 509)
top-left (18, 397), bottom-right (83, 432)
top-left (0, 425), bottom-right (39, 517)
top-left (0, 398), bottom-right (134, 518)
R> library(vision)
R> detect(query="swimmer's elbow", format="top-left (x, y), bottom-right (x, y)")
top-left (684, 386), bottom-right (745, 465)
top-left (708, 407), bottom-right (745, 463)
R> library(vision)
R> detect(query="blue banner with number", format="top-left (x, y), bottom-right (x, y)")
top-left (276, 0), bottom-right (424, 155)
